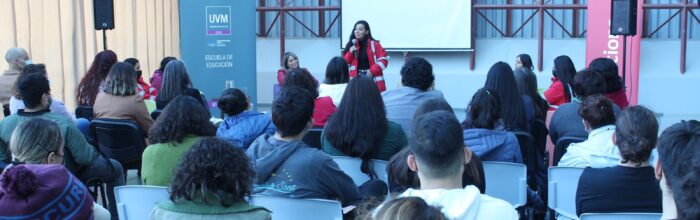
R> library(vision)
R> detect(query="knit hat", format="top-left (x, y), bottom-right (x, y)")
top-left (0, 164), bottom-right (94, 219)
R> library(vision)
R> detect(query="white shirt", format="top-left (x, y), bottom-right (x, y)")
top-left (9, 96), bottom-right (76, 122)
top-left (558, 125), bottom-right (619, 168)
top-left (399, 185), bottom-right (518, 220)
top-left (318, 83), bottom-right (347, 106)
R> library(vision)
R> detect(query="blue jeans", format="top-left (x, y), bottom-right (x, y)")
top-left (76, 118), bottom-right (90, 136)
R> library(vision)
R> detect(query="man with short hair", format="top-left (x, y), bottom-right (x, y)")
top-left (246, 87), bottom-right (362, 205)
top-left (382, 57), bottom-right (446, 138)
top-left (656, 119), bottom-right (700, 220)
top-left (1, 47), bottom-right (30, 116)
top-left (0, 73), bottom-right (124, 219)
top-left (401, 110), bottom-right (518, 219)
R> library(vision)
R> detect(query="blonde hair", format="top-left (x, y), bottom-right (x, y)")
top-left (370, 197), bottom-right (447, 220)
top-left (10, 118), bottom-right (64, 164)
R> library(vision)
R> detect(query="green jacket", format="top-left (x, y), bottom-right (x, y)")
top-left (150, 199), bottom-right (270, 220)
top-left (0, 110), bottom-right (98, 173)
top-left (141, 135), bottom-right (200, 186)
top-left (321, 121), bottom-right (408, 161)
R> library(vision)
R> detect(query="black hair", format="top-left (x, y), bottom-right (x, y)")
top-left (513, 68), bottom-right (549, 120)
top-left (414, 98), bottom-right (454, 118)
top-left (400, 57), bottom-right (434, 91)
top-left (77, 50), bottom-right (118, 106)
top-left (324, 56), bottom-right (349, 84)
top-left (18, 73), bottom-right (50, 109)
top-left (325, 76), bottom-right (387, 179)
top-left (13, 64), bottom-right (47, 99)
top-left (578, 94), bottom-right (615, 129)
top-left (342, 20), bottom-right (376, 55)
top-left (217, 88), bottom-right (249, 117)
top-left (484, 62), bottom-right (528, 131)
top-left (169, 137), bottom-right (253, 207)
top-left (124, 58), bottom-right (139, 67)
top-left (553, 55), bottom-right (577, 102)
top-left (517, 54), bottom-right (533, 70)
top-left (387, 147), bottom-right (420, 193)
top-left (588, 58), bottom-right (624, 93)
top-left (272, 87), bottom-right (315, 137)
top-left (149, 96), bottom-right (216, 144)
top-left (411, 111), bottom-right (465, 178)
top-left (657, 120), bottom-right (700, 219)
top-left (463, 88), bottom-right (501, 130)
top-left (283, 68), bottom-right (319, 98)
top-left (615, 106), bottom-right (658, 164)
top-left (159, 56), bottom-right (177, 71)
top-left (573, 69), bottom-right (607, 99)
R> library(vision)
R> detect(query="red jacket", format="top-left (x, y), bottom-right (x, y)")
top-left (606, 89), bottom-right (629, 109)
top-left (137, 77), bottom-right (158, 100)
top-left (276, 68), bottom-right (316, 86)
top-left (544, 79), bottom-right (571, 109)
top-left (313, 96), bottom-right (336, 127)
top-left (343, 39), bottom-right (388, 92)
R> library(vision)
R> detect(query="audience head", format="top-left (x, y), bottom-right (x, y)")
top-left (515, 53), bottom-right (533, 70)
top-left (169, 137), bottom-right (253, 207)
top-left (409, 111), bottom-right (469, 180)
top-left (77, 50), bottom-right (118, 106)
top-left (12, 63), bottom-right (47, 99)
top-left (325, 76), bottom-right (387, 178)
top-left (588, 57), bottom-right (623, 93)
top-left (657, 120), bottom-right (700, 219)
top-left (103, 62), bottom-right (138, 96)
top-left (400, 57), bottom-right (434, 91)
top-left (123, 58), bottom-right (142, 78)
top-left (572, 69), bottom-right (606, 99)
top-left (4, 47), bottom-right (29, 70)
top-left (271, 87), bottom-right (314, 138)
top-left (18, 73), bottom-right (50, 109)
top-left (371, 197), bottom-right (447, 220)
top-left (553, 55), bottom-right (577, 101)
top-left (414, 98), bottom-right (454, 118)
top-left (484, 62), bottom-right (527, 131)
top-left (283, 68), bottom-right (319, 98)
top-left (10, 118), bottom-right (64, 165)
top-left (464, 88), bottom-right (501, 130)
top-left (387, 147), bottom-right (420, 193)
top-left (156, 60), bottom-right (193, 104)
top-left (149, 96), bottom-right (216, 144)
top-left (514, 67), bottom-right (549, 119)
top-left (217, 88), bottom-right (250, 117)
top-left (324, 56), bottom-right (349, 84)
top-left (158, 56), bottom-right (177, 72)
top-left (614, 106), bottom-right (658, 165)
top-left (578, 94), bottom-right (615, 131)
top-left (282, 52), bottom-right (299, 70)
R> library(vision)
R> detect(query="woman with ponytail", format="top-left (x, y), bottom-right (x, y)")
top-left (216, 88), bottom-right (275, 149)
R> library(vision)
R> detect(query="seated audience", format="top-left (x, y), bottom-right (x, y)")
top-left (277, 51), bottom-right (316, 86)
top-left (366, 197), bottom-right (447, 220)
top-left (155, 60), bottom-right (208, 110)
top-left (283, 68), bottom-right (336, 127)
top-left (246, 87), bottom-right (362, 205)
top-left (150, 56), bottom-right (177, 91)
top-left (323, 76), bottom-right (407, 166)
top-left (576, 105), bottom-right (662, 216)
top-left (383, 57), bottom-right (446, 138)
top-left (656, 120), bottom-right (700, 220)
top-left (558, 95), bottom-right (617, 168)
top-left (150, 138), bottom-right (271, 220)
top-left (319, 56), bottom-right (350, 106)
top-left (1, 47), bottom-right (29, 116)
top-left (545, 55), bottom-right (576, 108)
top-left (515, 53), bottom-right (533, 71)
top-left (77, 50), bottom-right (118, 106)
top-left (9, 64), bottom-right (75, 121)
top-left (124, 58), bottom-right (158, 100)
top-left (0, 73), bottom-right (124, 218)
top-left (514, 67), bottom-right (549, 121)
top-left (462, 88), bottom-right (522, 163)
top-left (94, 62), bottom-right (154, 138)
top-left (142, 96), bottom-right (216, 186)
top-left (484, 62), bottom-right (533, 131)
top-left (588, 58), bottom-right (629, 109)
top-left (216, 88), bottom-right (275, 149)
top-left (400, 110), bottom-right (517, 219)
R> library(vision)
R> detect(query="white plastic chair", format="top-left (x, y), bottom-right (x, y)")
top-left (580, 213), bottom-right (662, 220)
top-left (250, 195), bottom-right (342, 220)
top-left (114, 185), bottom-right (169, 220)
top-left (482, 161), bottom-right (528, 208)
top-left (331, 156), bottom-right (388, 186)
top-left (548, 167), bottom-right (585, 220)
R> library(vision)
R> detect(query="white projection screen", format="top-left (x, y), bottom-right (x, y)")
top-left (341, 0), bottom-right (472, 51)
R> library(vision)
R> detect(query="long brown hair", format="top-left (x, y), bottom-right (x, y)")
top-left (77, 50), bottom-right (118, 106)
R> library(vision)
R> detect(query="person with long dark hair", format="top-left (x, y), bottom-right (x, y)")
top-left (342, 20), bottom-right (389, 92)
top-left (484, 62), bottom-right (533, 131)
top-left (545, 55), bottom-right (576, 108)
top-left (216, 88), bottom-right (275, 149)
top-left (283, 68), bottom-right (336, 127)
top-left (514, 68), bottom-right (549, 121)
top-left (462, 88), bottom-right (522, 163)
top-left (77, 50), bottom-right (118, 106)
top-left (322, 77), bottom-right (407, 177)
top-left (515, 53), bottom-right (533, 71)
top-left (155, 60), bottom-right (208, 111)
top-left (124, 58), bottom-right (158, 100)
top-left (588, 57), bottom-right (629, 109)
top-left (150, 56), bottom-right (177, 91)
top-left (319, 56), bottom-right (350, 106)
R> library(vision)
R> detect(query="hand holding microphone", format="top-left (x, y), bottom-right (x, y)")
top-left (351, 39), bottom-right (358, 58)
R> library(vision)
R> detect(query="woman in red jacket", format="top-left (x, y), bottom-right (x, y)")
top-left (545, 55), bottom-right (576, 109)
top-left (342, 20), bottom-right (389, 92)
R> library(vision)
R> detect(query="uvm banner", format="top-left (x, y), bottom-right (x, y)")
top-left (585, 0), bottom-right (643, 105)
top-left (180, 0), bottom-right (256, 116)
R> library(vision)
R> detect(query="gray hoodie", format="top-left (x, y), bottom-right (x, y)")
top-left (246, 134), bottom-right (360, 205)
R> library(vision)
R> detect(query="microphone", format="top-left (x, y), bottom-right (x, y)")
top-left (352, 39), bottom-right (358, 58)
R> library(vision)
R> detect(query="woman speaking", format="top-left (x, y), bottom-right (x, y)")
top-left (342, 20), bottom-right (389, 92)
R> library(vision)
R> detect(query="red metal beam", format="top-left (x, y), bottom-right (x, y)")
top-left (279, 0), bottom-right (286, 65)
top-left (538, 0), bottom-right (544, 72)
top-left (319, 0), bottom-right (326, 37)
top-left (680, 0), bottom-right (688, 74)
top-left (572, 0), bottom-right (580, 37)
top-left (506, 0), bottom-right (513, 37)
top-left (257, 6), bottom-right (341, 11)
top-left (473, 4), bottom-right (586, 10)
top-left (259, 0), bottom-right (267, 36)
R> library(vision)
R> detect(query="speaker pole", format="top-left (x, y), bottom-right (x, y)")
top-left (102, 30), bottom-right (107, 50)
top-left (621, 35), bottom-right (627, 90)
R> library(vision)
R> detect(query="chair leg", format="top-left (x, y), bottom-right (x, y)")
top-left (99, 182), bottom-right (108, 207)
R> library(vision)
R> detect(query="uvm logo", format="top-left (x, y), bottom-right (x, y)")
top-left (206, 6), bottom-right (232, 36)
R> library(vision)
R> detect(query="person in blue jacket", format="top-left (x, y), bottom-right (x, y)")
top-left (217, 88), bottom-right (275, 149)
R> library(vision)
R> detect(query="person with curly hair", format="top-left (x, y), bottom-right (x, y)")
top-left (141, 96), bottom-right (216, 186)
top-left (216, 88), bottom-right (275, 149)
top-left (382, 57), bottom-right (446, 138)
top-left (149, 137), bottom-right (271, 220)
top-left (77, 50), bottom-right (118, 106)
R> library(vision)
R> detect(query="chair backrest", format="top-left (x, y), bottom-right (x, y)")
top-left (553, 136), bottom-right (587, 166)
top-left (548, 167), bottom-right (585, 220)
top-left (144, 100), bottom-right (157, 113)
top-left (114, 185), bottom-right (169, 220)
top-left (482, 161), bottom-right (527, 208)
top-left (250, 195), bottom-right (342, 220)
top-left (2, 104), bottom-right (9, 117)
top-left (302, 127), bottom-right (323, 149)
top-left (511, 131), bottom-right (538, 187)
top-left (579, 213), bottom-right (662, 220)
top-left (150, 110), bottom-right (163, 121)
top-left (531, 119), bottom-right (549, 156)
top-left (331, 156), bottom-right (388, 186)
top-left (75, 106), bottom-right (95, 121)
top-left (89, 118), bottom-right (146, 164)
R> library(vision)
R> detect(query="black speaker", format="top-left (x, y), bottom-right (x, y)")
top-left (93, 0), bottom-right (115, 30)
top-left (610, 0), bottom-right (637, 36)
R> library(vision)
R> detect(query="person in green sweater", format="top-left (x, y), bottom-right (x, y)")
top-left (322, 76), bottom-right (407, 178)
top-left (150, 137), bottom-right (270, 220)
top-left (141, 95), bottom-right (216, 186)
